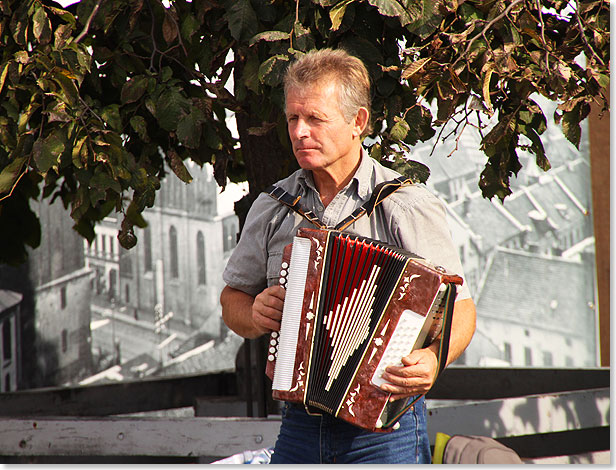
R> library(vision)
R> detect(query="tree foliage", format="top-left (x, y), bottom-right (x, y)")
top-left (0, 0), bottom-right (609, 264)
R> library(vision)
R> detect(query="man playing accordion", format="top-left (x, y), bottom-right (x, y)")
top-left (220, 48), bottom-right (476, 464)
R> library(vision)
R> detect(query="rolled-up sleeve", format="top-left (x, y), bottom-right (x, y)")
top-left (222, 195), bottom-right (279, 297)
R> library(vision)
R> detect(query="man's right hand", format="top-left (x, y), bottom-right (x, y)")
top-left (251, 285), bottom-right (286, 335)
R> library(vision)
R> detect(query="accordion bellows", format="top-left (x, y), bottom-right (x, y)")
top-left (265, 228), bottom-right (462, 432)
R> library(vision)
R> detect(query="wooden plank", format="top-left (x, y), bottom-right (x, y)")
top-left (427, 367), bottom-right (609, 400)
top-left (0, 372), bottom-right (237, 417)
top-left (588, 88), bottom-right (610, 367)
top-left (0, 389), bottom-right (607, 459)
top-left (497, 426), bottom-right (610, 459)
top-left (0, 417), bottom-right (281, 457)
top-left (524, 450), bottom-right (610, 464)
top-left (426, 387), bottom-right (609, 441)
top-left (0, 368), bottom-right (607, 418)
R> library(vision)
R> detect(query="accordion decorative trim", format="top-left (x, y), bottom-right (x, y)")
top-left (265, 228), bottom-right (462, 433)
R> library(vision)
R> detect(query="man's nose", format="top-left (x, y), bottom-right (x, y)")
top-left (293, 119), bottom-right (310, 139)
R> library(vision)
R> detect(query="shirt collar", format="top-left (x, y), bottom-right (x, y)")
top-left (298, 147), bottom-right (373, 201)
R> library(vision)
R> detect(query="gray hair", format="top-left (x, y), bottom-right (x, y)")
top-left (283, 48), bottom-right (373, 137)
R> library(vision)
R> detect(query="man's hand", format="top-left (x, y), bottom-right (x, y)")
top-left (251, 285), bottom-right (286, 335)
top-left (378, 347), bottom-right (439, 401)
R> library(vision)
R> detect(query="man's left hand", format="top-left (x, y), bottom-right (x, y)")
top-left (378, 347), bottom-right (438, 401)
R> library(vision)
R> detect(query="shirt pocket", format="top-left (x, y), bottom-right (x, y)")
top-left (266, 251), bottom-right (284, 287)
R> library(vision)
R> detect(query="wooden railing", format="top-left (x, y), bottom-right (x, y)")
top-left (0, 367), bottom-right (609, 463)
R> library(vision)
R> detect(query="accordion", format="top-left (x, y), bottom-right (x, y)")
top-left (265, 228), bottom-right (463, 432)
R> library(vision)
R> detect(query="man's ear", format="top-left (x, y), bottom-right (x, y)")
top-left (353, 107), bottom-right (369, 138)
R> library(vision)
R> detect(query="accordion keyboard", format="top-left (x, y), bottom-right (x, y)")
top-left (272, 236), bottom-right (311, 391)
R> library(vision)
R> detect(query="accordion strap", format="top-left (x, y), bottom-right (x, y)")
top-left (264, 175), bottom-right (412, 230)
top-left (263, 185), bottom-right (327, 229)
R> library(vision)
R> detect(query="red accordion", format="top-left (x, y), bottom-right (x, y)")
top-left (265, 228), bottom-right (462, 432)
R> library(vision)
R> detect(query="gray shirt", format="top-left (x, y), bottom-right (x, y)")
top-left (223, 150), bottom-right (471, 301)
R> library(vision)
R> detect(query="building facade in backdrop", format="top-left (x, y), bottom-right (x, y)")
top-left (0, 99), bottom-right (598, 390)
top-left (412, 99), bottom-right (598, 368)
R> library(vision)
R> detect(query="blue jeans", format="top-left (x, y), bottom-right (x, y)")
top-left (269, 397), bottom-right (431, 464)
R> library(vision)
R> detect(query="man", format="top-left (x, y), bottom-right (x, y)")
top-left (220, 48), bottom-right (476, 464)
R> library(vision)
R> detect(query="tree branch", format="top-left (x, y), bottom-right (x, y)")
top-left (535, 0), bottom-right (550, 72)
top-left (572, 0), bottom-right (606, 67)
top-left (75, 0), bottom-right (104, 43)
top-left (453, 0), bottom-right (524, 68)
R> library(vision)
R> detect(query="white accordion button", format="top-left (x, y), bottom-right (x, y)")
top-left (268, 354), bottom-right (275, 362)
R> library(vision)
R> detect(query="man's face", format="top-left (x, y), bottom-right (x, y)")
top-left (285, 81), bottom-right (362, 174)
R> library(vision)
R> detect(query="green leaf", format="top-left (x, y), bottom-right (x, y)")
top-left (11, 11), bottom-right (28, 46)
top-left (72, 135), bottom-right (88, 168)
top-left (0, 62), bottom-right (9, 96)
top-left (52, 70), bottom-right (79, 106)
top-left (404, 0), bottom-right (443, 38)
top-left (33, 5), bottom-right (52, 44)
top-left (176, 111), bottom-right (202, 149)
top-left (390, 117), bottom-right (410, 141)
top-left (73, 219), bottom-right (96, 244)
top-left (168, 149), bottom-right (193, 184)
top-left (54, 23), bottom-right (74, 49)
top-left (0, 156), bottom-right (28, 194)
top-left (180, 14), bottom-right (200, 43)
top-left (369, 143), bottom-right (382, 161)
top-left (90, 167), bottom-right (122, 194)
top-left (366, 0), bottom-right (412, 26)
top-left (249, 30), bottom-right (290, 46)
top-left (525, 127), bottom-right (551, 172)
top-left (101, 104), bottom-right (122, 131)
top-left (126, 200), bottom-right (148, 229)
top-left (70, 184), bottom-right (91, 221)
top-left (479, 155), bottom-right (514, 202)
top-left (258, 54), bottom-right (290, 87)
top-left (45, 5), bottom-right (77, 28)
top-left (47, 101), bottom-right (71, 123)
top-left (561, 101), bottom-right (591, 149)
top-left (130, 115), bottom-right (149, 142)
top-left (292, 22), bottom-right (314, 51)
top-left (121, 75), bottom-right (148, 104)
top-left (161, 66), bottom-right (173, 83)
top-left (330, 0), bottom-right (354, 31)
top-left (163, 12), bottom-right (178, 44)
top-left (242, 52), bottom-right (261, 94)
top-left (155, 88), bottom-right (190, 131)
top-left (224, 0), bottom-right (259, 42)
top-left (76, 46), bottom-right (92, 73)
top-left (15, 50), bottom-right (30, 64)
top-left (594, 72), bottom-right (610, 89)
top-left (32, 131), bottom-right (65, 174)
top-left (401, 57), bottom-right (431, 80)
top-left (389, 158), bottom-right (430, 184)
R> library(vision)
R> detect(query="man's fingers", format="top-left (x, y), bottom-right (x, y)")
top-left (268, 285), bottom-right (286, 300)
top-left (253, 310), bottom-right (281, 332)
top-left (252, 285), bottom-right (287, 333)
